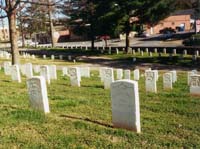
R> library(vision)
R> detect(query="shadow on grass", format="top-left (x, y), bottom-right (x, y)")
top-left (22, 48), bottom-right (200, 70)
top-left (82, 84), bottom-right (103, 89)
top-left (60, 114), bottom-right (113, 128)
top-left (24, 48), bottom-right (103, 58)
top-left (82, 55), bottom-right (200, 70)
top-left (1, 80), bottom-right (12, 83)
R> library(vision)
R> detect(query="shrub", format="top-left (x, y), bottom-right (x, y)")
top-left (183, 34), bottom-right (200, 46)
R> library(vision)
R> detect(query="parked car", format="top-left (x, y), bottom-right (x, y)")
top-left (96, 35), bottom-right (110, 40)
top-left (159, 27), bottom-right (176, 34)
top-left (135, 32), bottom-right (150, 37)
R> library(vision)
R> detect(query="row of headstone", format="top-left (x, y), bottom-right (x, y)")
top-left (50, 55), bottom-right (71, 61)
top-left (101, 67), bottom-right (175, 92)
top-left (3, 62), bottom-right (59, 84)
top-left (145, 69), bottom-right (177, 93)
top-left (21, 52), bottom-right (65, 61)
top-left (116, 68), bottom-right (140, 81)
top-left (128, 48), bottom-right (200, 58)
top-left (62, 66), bottom-right (91, 87)
top-left (21, 52), bottom-right (35, 59)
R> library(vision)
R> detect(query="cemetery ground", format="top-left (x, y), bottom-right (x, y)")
top-left (25, 48), bottom-right (200, 69)
top-left (0, 49), bottom-right (200, 148)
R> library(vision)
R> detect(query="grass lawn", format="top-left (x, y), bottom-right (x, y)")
top-left (0, 62), bottom-right (199, 148)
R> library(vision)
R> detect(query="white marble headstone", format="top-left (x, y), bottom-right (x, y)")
top-left (80, 67), bottom-right (90, 78)
top-left (20, 64), bottom-right (26, 76)
top-left (99, 67), bottom-right (107, 82)
top-left (163, 48), bottom-right (166, 54)
top-left (170, 70), bottom-right (177, 83)
top-left (68, 67), bottom-right (81, 87)
top-left (51, 55), bottom-right (55, 60)
top-left (173, 49), bottom-right (176, 55)
top-left (116, 69), bottom-right (123, 80)
top-left (40, 65), bottom-right (50, 84)
top-left (145, 48), bottom-right (148, 53)
top-left (152, 70), bottom-right (159, 81)
top-left (62, 67), bottom-right (68, 76)
top-left (154, 48), bottom-right (157, 53)
top-left (192, 70), bottom-right (198, 74)
top-left (68, 55), bottom-right (72, 61)
top-left (124, 70), bottom-right (131, 80)
top-left (49, 65), bottom-right (57, 80)
top-left (33, 65), bottom-right (41, 73)
top-left (111, 80), bottom-right (141, 133)
top-left (188, 71), bottom-right (195, 85)
top-left (183, 50), bottom-right (187, 55)
top-left (25, 63), bottom-right (33, 78)
top-left (141, 51), bottom-right (144, 56)
top-left (133, 69), bottom-right (140, 81)
top-left (189, 75), bottom-right (200, 95)
top-left (11, 64), bottom-right (21, 83)
top-left (31, 55), bottom-right (35, 59)
top-left (59, 55), bottom-right (63, 60)
top-left (163, 73), bottom-right (172, 90)
top-left (104, 68), bottom-right (114, 89)
top-left (27, 76), bottom-right (50, 113)
top-left (3, 61), bottom-right (11, 75)
top-left (145, 70), bottom-right (157, 93)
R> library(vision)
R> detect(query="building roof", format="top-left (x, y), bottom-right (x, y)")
top-left (172, 9), bottom-right (195, 16)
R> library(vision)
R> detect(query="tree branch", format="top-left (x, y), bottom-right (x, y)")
top-left (0, 14), bottom-right (7, 19)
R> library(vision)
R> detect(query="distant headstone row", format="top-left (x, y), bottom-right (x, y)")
top-left (3, 61), bottom-right (199, 96)
top-left (20, 52), bottom-right (71, 61)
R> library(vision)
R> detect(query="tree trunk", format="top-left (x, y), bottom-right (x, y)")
top-left (125, 31), bottom-right (130, 53)
top-left (104, 39), bottom-right (108, 47)
top-left (125, 20), bottom-right (130, 53)
top-left (90, 34), bottom-right (95, 50)
top-left (8, 12), bottom-right (19, 65)
top-left (34, 33), bottom-right (38, 48)
top-left (90, 23), bottom-right (95, 50)
top-left (21, 31), bottom-right (25, 48)
top-left (49, 11), bottom-right (56, 47)
top-left (48, 0), bottom-right (56, 47)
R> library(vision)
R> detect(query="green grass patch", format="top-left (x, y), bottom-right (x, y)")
top-left (0, 62), bottom-right (199, 148)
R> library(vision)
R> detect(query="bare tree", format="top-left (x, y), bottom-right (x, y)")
top-left (0, 0), bottom-right (59, 64)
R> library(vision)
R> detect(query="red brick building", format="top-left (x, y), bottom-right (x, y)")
top-left (146, 9), bottom-right (195, 35)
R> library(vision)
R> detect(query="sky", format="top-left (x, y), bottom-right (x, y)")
top-left (0, 18), bottom-right (8, 28)
top-left (0, 0), bottom-right (8, 28)
top-left (0, 0), bottom-right (66, 28)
